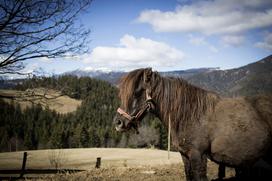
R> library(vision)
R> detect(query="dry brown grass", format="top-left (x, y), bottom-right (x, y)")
top-left (0, 148), bottom-right (182, 170)
top-left (0, 148), bottom-right (235, 181)
top-left (0, 88), bottom-right (81, 114)
top-left (29, 163), bottom-right (234, 181)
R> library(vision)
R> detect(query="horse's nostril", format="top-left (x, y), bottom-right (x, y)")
top-left (117, 120), bottom-right (122, 126)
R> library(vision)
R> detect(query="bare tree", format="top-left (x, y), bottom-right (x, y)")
top-left (0, 0), bottom-right (92, 74)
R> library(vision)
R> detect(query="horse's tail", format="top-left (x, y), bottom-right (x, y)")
top-left (246, 94), bottom-right (272, 133)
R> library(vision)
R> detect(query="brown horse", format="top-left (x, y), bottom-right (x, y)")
top-left (113, 68), bottom-right (272, 181)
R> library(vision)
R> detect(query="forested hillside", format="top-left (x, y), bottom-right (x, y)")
top-left (0, 75), bottom-right (167, 152)
top-left (188, 55), bottom-right (272, 96)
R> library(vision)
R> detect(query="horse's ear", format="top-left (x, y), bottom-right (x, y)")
top-left (143, 68), bottom-right (152, 84)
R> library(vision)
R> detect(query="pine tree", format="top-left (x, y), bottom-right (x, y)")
top-left (0, 129), bottom-right (9, 152)
top-left (80, 126), bottom-right (89, 147)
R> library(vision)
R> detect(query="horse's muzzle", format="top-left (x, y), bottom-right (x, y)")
top-left (114, 116), bottom-right (126, 132)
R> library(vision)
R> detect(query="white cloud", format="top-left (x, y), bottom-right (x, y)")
top-left (137, 0), bottom-right (272, 35)
top-left (188, 35), bottom-right (218, 53)
top-left (23, 63), bottom-right (39, 74)
top-left (209, 46), bottom-right (219, 53)
top-left (255, 32), bottom-right (272, 50)
top-left (39, 57), bottom-right (52, 63)
top-left (222, 35), bottom-right (245, 46)
top-left (188, 36), bottom-right (206, 46)
top-left (83, 66), bottom-right (112, 73)
top-left (83, 34), bottom-right (185, 71)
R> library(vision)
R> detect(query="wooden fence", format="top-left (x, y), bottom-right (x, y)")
top-left (0, 152), bottom-right (101, 180)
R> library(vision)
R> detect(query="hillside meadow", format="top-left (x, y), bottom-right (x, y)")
top-left (0, 88), bottom-right (81, 114)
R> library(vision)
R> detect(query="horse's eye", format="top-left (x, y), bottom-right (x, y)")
top-left (134, 91), bottom-right (141, 97)
top-left (134, 86), bottom-right (143, 97)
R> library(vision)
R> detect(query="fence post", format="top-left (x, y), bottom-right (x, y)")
top-left (19, 152), bottom-right (27, 178)
top-left (95, 157), bottom-right (101, 168)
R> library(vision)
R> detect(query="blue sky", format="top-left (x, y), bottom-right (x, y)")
top-left (26, 0), bottom-right (272, 74)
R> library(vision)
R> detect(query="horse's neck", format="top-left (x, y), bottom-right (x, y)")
top-left (152, 77), bottom-right (218, 131)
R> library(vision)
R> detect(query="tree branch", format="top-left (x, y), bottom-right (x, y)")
top-left (0, 0), bottom-right (92, 74)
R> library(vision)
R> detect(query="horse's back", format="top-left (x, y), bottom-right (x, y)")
top-left (245, 94), bottom-right (272, 132)
top-left (209, 96), bottom-right (272, 167)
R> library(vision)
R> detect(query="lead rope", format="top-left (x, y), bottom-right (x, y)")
top-left (168, 114), bottom-right (171, 160)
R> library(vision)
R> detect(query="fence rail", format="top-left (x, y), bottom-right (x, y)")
top-left (0, 168), bottom-right (84, 174)
top-left (0, 152), bottom-right (101, 180)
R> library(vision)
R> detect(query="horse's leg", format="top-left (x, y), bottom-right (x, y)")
top-left (181, 153), bottom-right (193, 181)
top-left (218, 164), bottom-right (225, 179)
top-left (189, 149), bottom-right (208, 181)
top-left (199, 154), bottom-right (208, 181)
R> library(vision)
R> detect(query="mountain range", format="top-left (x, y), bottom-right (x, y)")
top-left (65, 67), bottom-right (220, 85)
top-left (1, 55), bottom-right (271, 97)
top-left (65, 55), bottom-right (272, 97)
top-left (188, 55), bottom-right (272, 96)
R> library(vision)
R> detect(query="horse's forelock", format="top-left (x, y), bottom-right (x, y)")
top-left (118, 69), bottom-right (145, 109)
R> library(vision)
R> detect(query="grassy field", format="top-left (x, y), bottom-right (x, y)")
top-left (0, 148), bottom-right (235, 180)
top-left (0, 88), bottom-right (81, 114)
top-left (0, 148), bottom-right (182, 170)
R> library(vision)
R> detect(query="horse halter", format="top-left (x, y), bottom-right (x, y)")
top-left (117, 89), bottom-right (155, 133)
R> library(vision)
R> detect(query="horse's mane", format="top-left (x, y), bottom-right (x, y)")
top-left (119, 68), bottom-right (220, 130)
